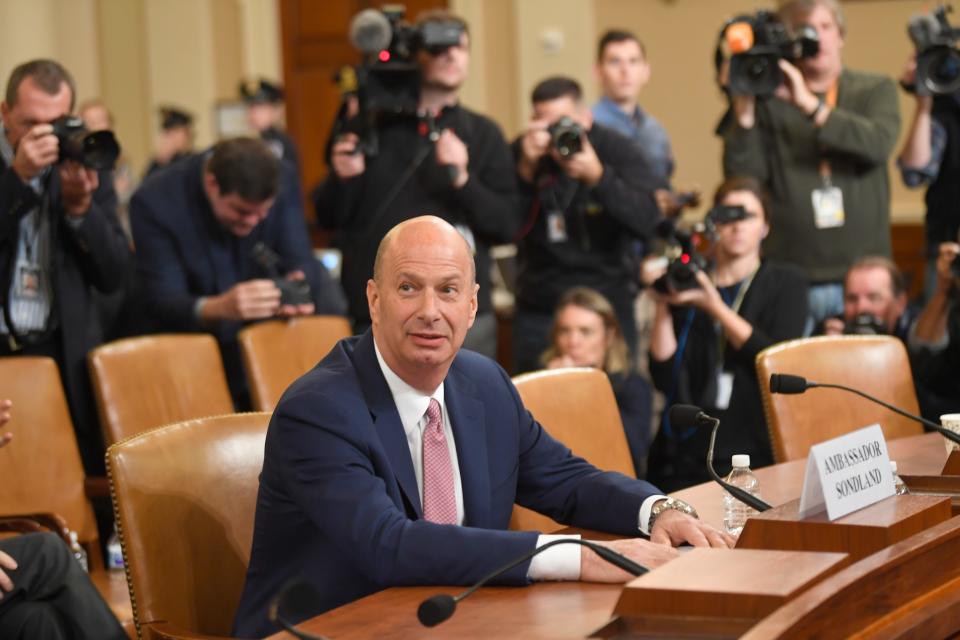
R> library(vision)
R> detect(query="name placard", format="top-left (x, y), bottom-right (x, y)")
top-left (798, 424), bottom-right (895, 520)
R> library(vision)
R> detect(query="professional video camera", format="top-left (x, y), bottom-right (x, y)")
top-left (50, 115), bottom-right (120, 171)
top-left (651, 219), bottom-right (709, 294)
top-left (716, 10), bottom-right (819, 97)
top-left (908, 5), bottom-right (960, 95)
top-left (547, 116), bottom-right (583, 158)
top-left (251, 242), bottom-right (312, 307)
top-left (346, 5), bottom-right (464, 153)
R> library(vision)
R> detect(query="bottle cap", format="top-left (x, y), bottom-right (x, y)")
top-left (890, 460), bottom-right (898, 473)
top-left (731, 454), bottom-right (751, 468)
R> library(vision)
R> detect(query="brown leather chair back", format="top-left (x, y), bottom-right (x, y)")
top-left (107, 412), bottom-right (270, 639)
top-left (756, 335), bottom-right (923, 463)
top-left (508, 368), bottom-right (635, 532)
top-left (88, 334), bottom-right (234, 445)
top-left (238, 316), bottom-right (351, 411)
top-left (0, 357), bottom-right (99, 552)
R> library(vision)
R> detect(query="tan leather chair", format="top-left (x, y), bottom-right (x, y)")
top-left (756, 335), bottom-right (923, 463)
top-left (238, 315), bottom-right (351, 411)
top-left (0, 356), bottom-right (133, 632)
top-left (508, 368), bottom-right (635, 532)
top-left (88, 334), bottom-right (234, 446)
top-left (107, 412), bottom-right (271, 640)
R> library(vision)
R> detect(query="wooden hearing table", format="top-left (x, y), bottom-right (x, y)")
top-left (268, 432), bottom-right (951, 639)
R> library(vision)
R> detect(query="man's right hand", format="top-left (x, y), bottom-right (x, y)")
top-left (12, 123), bottom-right (59, 182)
top-left (331, 133), bottom-right (365, 180)
top-left (580, 539), bottom-right (679, 583)
top-left (935, 242), bottom-right (960, 293)
top-left (202, 279), bottom-right (282, 322)
top-left (517, 120), bottom-right (550, 182)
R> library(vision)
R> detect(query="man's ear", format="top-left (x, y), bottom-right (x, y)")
top-left (367, 279), bottom-right (380, 326)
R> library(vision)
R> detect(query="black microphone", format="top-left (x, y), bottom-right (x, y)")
top-left (768, 373), bottom-right (960, 447)
top-left (268, 580), bottom-right (330, 640)
top-left (417, 538), bottom-right (647, 627)
top-left (668, 404), bottom-right (772, 512)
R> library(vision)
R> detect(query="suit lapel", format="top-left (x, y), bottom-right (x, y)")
top-left (445, 362), bottom-right (490, 527)
top-left (352, 332), bottom-right (423, 518)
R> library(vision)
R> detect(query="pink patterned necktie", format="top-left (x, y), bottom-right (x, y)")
top-left (421, 398), bottom-right (457, 524)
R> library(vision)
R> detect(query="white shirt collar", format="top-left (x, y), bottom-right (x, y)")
top-left (374, 339), bottom-right (445, 438)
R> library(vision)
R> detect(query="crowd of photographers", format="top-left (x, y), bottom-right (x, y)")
top-left (3, 0), bottom-right (960, 500)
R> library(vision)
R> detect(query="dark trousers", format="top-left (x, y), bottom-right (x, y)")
top-left (0, 533), bottom-right (126, 640)
top-left (512, 300), bottom-right (638, 375)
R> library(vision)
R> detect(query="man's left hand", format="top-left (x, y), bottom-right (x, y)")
top-left (58, 161), bottom-right (99, 217)
top-left (650, 508), bottom-right (736, 548)
top-left (277, 270), bottom-right (316, 318)
top-left (775, 59), bottom-right (821, 118)
top-left (435, 128), bottom-right (469, 189)
top-left (556, 136), bottom-right (603, 187)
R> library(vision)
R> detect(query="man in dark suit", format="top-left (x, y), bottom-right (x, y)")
top-left (234, 216), bottom-right (731, 637)
top-left (0, 59), bottom-right (130, 475)
top-left (130, 137), bottom-right (345, 408)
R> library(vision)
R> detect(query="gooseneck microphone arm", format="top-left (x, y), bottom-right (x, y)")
top-left (768, 373), bottom-right (960, 446)
top-left (417, 538), bottom-right (648, 627)
top-left (668, 405), bottom-right (772, 512)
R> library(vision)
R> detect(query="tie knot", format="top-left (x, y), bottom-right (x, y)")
top-left (426, 398), bottom-right (441, 426)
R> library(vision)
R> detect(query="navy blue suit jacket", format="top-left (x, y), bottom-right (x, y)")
top-left (233, 331), bottom-right (661, 637)
top-left (130, 152), bottom-right (345, 402)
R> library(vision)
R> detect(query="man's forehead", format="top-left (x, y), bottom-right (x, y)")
top-left (847, 267), bottom-right (892, 291)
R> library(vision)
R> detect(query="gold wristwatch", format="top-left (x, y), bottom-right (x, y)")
top-left (648, 497), bottom-right (699, 531)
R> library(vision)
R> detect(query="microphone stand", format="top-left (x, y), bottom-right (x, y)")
top-left (705, 415), bottom-right (772, 512)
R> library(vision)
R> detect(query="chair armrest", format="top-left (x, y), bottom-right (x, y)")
top-left (0, 512), bottom-right (70, 543)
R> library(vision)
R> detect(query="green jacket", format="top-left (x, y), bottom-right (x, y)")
top-left (720, 68), bottom-right (901, 283)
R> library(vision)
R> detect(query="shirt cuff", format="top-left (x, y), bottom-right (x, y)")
top-left (527, 534), bottom-right (581, 581)
top-left (639, 494), bottom-right (668, 536)
top-left (193, 296), bottom-right (208, 322)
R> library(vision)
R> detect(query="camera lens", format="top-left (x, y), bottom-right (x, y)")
top-left (730, 52), bottom-right (782, 97)
top-left (924, 47), bottom-right (960, 95)
top-left (77, 131), bottom-right (121, 171)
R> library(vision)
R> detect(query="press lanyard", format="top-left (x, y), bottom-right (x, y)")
top-left (714, 264), bottom-right (760, 366)
top-left (817, 80), bottom-right (840, 185)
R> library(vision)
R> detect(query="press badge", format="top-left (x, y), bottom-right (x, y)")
top-left (546, 210), bottom-right (568, 243)
top-left (716, 370), bottom-right (734, 410)
top-left (811, 185), bottom-right (845, 229)
top-left (16, 264), bottom-right (41, 299)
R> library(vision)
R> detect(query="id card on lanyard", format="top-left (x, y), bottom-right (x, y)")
top-left (714, 266), bottom-right (759, 410)
top-left (811, 81), bottom-right (844, 229)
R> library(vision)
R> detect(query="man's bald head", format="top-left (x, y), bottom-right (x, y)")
top-left (372, 216), bottom-right (476, 285)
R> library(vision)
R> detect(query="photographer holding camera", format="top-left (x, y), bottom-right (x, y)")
top-left (899, 6), bottom-right (960, 302)
top-left (512, 76), bottom-right (661, 373)
top-left (645, 177), bottom-right (807, 491)
top-left (0, 59), bottom-right (130, 475)
top-left (819, 256), bottom-right (911, 337)
top-left (718, 0), bottom-right (900, 329)
top-left (314, 9), bottom-right (519, 358)
top-left (130, 137), bottom-right (345, 408)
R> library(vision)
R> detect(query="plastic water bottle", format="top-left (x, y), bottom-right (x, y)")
top-left (891, 461), bottom-right (909, 495)
top-left (723, 454), bottom-right (761, 536)
top-left (69, 530), bottom-right (88, 573)
top-left (106, 526), bottom-right (124, 570)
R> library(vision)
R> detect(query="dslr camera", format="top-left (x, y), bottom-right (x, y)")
top-left (908, 5), bottom-right (960, 95)
top-left (251, 242), bottom-right (312, 307)
top-left (844, 313), bottom-right (887, 335)
top-left (346, 5), bottom-right (464, 154)
top-left (50, 116), bottom-right (120, 171)
top-left (651, 219), bottom-right (709, 294)
top-left (717, 10), bottom-right (820, 97)
top-left (547, 116), bottom-right (583, 158)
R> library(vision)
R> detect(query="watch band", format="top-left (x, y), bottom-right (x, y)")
top-left (648, 497), bottom-right (699, 532)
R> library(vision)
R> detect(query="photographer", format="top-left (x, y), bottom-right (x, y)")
top-left (0, 59), bottom-right (130, 475)
top-left (314, 10), bottom-right (519, 358)
top-left (718, 0), bottom-right (900, 328)
top-left (646, 177), bottom-right (807, 491)
top-left (909, 242), bottom-right (960, 411)
top-left (130, 137), bottom-right (345, 408)
top-left (820, 256), bottom-right (910, 338)
top-left (898, 49), bottom-right (960, 301)
top-left (512, 76), bottom-right (661, 373)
